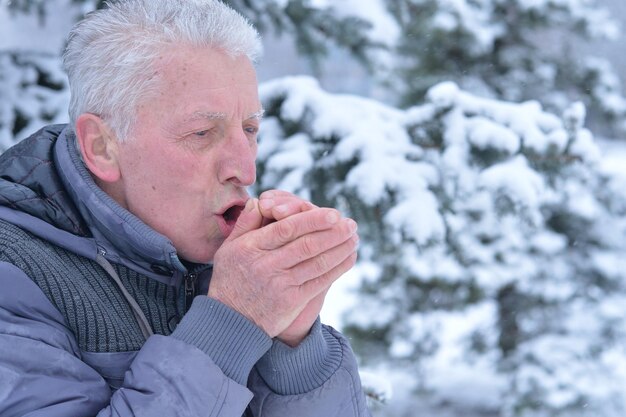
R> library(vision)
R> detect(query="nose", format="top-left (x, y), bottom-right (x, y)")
top-left (217, 126), bottom-right (257, 186)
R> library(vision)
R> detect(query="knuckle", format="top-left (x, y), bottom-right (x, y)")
top-left (299, 234), bottom-right (317, 259)
top-left (275, 219), bottom-right (295, 242)
top-left (314, 253), bottom-right (330, 273)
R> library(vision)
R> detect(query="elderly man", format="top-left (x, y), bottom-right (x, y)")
top-left (0, 1), bottom-right (370, 416)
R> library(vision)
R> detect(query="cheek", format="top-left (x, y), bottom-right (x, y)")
top-left (141, 150), bottom-right (199, 188)
top-left (154, 160), bottom-right (221, 219)
top-left (120, 142), bottom-right (219, 216)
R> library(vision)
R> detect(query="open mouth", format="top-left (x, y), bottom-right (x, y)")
top-left (222, 204), bottom-right (245, 225)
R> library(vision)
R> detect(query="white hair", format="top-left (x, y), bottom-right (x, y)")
top-left (63, 0), bottom-right (262, 141)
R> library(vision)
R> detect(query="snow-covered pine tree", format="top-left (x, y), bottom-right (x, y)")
top-left (255, 76), bottom-right (626, 417)
top-left (0, 0), bottom-right (97, 149)
top-left (0, 50), bottom-right (67, 151)
top-left (5, 2), bottom-right (626, 415)
top-left (386, 0), bottom-right (626, 137)
top-left (0, 0), bottom-right (382, 148)
top-left (5, 0), bottom-right (626, 142)
top-left (223, 0), bottom-right (384, 72)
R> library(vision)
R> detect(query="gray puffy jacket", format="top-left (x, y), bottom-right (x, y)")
top-left (0, 125), bottom-right (371, 417)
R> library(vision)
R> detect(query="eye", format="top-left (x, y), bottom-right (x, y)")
top-left (244, 126), bottom-right (258, 135)
top-left (195, 130), bottom-right (210, 137)
top-left (243, 121), bottom-right (260, 137)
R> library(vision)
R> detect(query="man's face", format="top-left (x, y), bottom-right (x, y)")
top-left (114, 46), bottom-right (261, 263)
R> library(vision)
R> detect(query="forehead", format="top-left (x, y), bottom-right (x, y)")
top-left (146, 45), bottom-right (261, 124)
top-left (156, 45), bottom-right (257, 90)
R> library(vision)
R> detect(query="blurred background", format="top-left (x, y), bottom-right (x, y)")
top-left (3, 1), bottom-right (626, 416)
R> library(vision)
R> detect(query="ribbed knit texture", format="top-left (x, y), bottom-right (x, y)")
top-left (1, 217), bottom-right (344, 391)
top-left (255, 319), bottom-right (344, 395)
top-left (0, 220), bottom-right (182, 352)
top-left (171, 296), bottom-right (272, 386)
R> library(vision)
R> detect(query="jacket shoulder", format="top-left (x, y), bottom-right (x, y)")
top-left (0, 124), bottom-right (89, 236)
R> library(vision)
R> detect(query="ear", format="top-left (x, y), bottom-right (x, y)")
top-left (75, 114), bottom-right (121, 183)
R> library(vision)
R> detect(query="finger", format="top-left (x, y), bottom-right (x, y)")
top-left (259, 190), bottom-right (317, 210)
top-left (256, 207), bottom-right (344, 250)
top-left (259, 189), bottom-right (317, 204)
top-left (259, 189), bottom-right (282, 200)
top-left (262, 217), bottom-right (357, 272)
top-left (259, 197), bottom-right (315, 222)
top-left (299, 250), bottom-right (358, 301)
top-left (287, 232), bottom-right (359, 285)
top-left (228, 198), bottom-right (263, 240)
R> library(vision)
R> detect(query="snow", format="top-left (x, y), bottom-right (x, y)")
top-left (255, 73), bottom-right (626, 417)
top-left (428, 0), bottom-right (505, 53)
top-left (328, 0), bottom-right (399, 47)
top-left (480, 156), bottom-right (545, 211)
top-left (467, 117), bottom-right (520, 154)
top-left (563, 101), bottom-right (586, 131)
top-left (5, 2), bottom-right (626, 416)
top-left (360, 369), bottom-right (394, 404)
top-left (0, 1), bottom-right (80, 53)
top-left (599, 137), bottom-right (626, 178)
top-left (319, 268), bottom-right (360, 330)
top-left (426, 81), bottom-right (460, 109)
top-left (385, 192), bottom-right (445, 246)
top-left (263, 132), bottom-right (314, 194)
top-left (530, 231), bottom-right (567, 255)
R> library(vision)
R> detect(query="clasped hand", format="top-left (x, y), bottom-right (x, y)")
top-left (209, 190), bottom-right (359, 347)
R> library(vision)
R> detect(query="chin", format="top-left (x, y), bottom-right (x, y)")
top-left (183, 253), bottom-right (214, 264)
top-left (175, 230), bottom-right (226, 263)
top-left (180, 243), bottom-right (221, 264)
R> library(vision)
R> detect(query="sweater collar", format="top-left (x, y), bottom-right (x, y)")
top-left (54, 127), bottom-right (188, 280)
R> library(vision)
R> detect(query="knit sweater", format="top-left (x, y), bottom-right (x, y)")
top-left (0, 124), bottom-right (372, 417)
top-left (0, 219), bottom-right (181, 352)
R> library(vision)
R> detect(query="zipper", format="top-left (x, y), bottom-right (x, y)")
top-left (184, 272), bottom-right (197, 311)
top-left (95, 248), bottom-right (153, 340)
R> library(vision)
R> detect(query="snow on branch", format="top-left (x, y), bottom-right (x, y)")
top-left (256, 76), bottom-right (626, 417)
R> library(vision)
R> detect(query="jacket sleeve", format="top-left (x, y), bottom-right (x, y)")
top-left (0, 262), bottom-right (264, 417)
top-left (248, 318), bottom-right (373, 417)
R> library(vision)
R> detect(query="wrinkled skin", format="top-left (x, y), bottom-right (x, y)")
top-left (211, 190), bottom-right (358, 345)
top-left (78, 45), bottom-right (359, 347)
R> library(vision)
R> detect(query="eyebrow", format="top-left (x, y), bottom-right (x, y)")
top-left (186, 111), bottom-right (227, 122)
top-left (247, 108), bottom-right (265, 121)
top-left (184, 108), bottom-right (265, 123)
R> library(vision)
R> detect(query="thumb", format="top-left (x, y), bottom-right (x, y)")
top-left (228, 198), bottom-right (263, 240)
